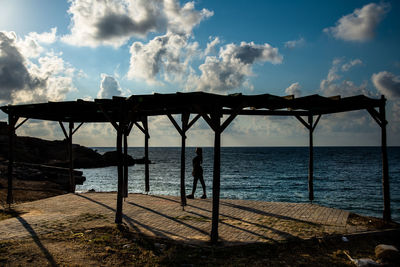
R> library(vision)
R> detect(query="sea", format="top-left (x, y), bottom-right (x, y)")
top-left (76, 147), bottom-right (400, 222)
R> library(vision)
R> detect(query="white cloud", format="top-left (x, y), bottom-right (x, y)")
top-left (163, 0), bottom-right (213, 36)
top-left (187, 41), bottom-right (282, 92)
top-left (320, 58), bottom-right (371, 97)
top-left (372, 71), bottom-right (400, 99)
top-left (28, 27), bottom-right (57, 44)
top-left (204, 36), bottom-right (220, 56)
top-left (285, 82), bottom-right (301, 97)
top-left (323, 2), bottom-right (390, 42)
top-left (0, 30), bottom-right (77, 105)
top-left (0, 31), bottom-right (34, 102)
top-left (127, 32), bottom-right (199, 84)
top-left (341, 59), bottom-right (362, 71)
top-left (15, 28), bottom-right (58, 59)
top-left (62, 0), bottom-right (212, 48)
top-left (97, 74), bottom-right (122, 99)
top-left (284, 37), bottom-right (305, 49)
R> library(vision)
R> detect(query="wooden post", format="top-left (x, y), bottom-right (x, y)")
top-left (380, 97), bottom-right (391, 221)
top-left (6, 114), bottom-right (17, 205)
top-left (308, 115), bottom-right (314, 201)
top-left (180, 113), bottom-right (189, 207)
top-left (115, 126), bottom-right (124, 224)
top-left (68, 122), bottom-right (75, 193)
top-left (143, 117), bottom-right (150, 192)
top-left (123, 130), bottom-right (128, 198)
top-left (211, 112), bottom-right (221, 244)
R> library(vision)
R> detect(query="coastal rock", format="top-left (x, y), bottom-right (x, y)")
top-left (0, 124), bottom-right (149, 168)
top-left (134, 157), bottom-right (151, 164)
top-left (101, 151), bottom-right (135, 166)
top-left (375, 244), bottom-right (400, 263)
top-left (0, 134), bottom-right (140, 168)
top-left (0, 134), bottom-right (105, 168)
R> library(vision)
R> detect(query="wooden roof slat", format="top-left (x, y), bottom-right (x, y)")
top-left (0, 92), bottom-right (384, 123)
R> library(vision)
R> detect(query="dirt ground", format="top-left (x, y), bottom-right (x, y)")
top-left (0, 224), bottom-right (399, 266)
top-left (0, 177), bottom-right (66, 207)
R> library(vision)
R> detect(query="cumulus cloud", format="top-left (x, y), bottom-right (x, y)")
top-left (285, 82), bottom-right (302, 97)
top-left (17, 28), bottom-right (58, 58)
top-left (204, 36), bottom-right (220, 56)
top-left (320, 58), bottom-right (371, 97)
top-left (127, 32), bottom-right (199, 84)
top-left (0, 30), bottom-right (77, 105)
top-left (62, 0), bottom-right (212, 47)
top-left (0, 32), bottom-right (36, 101)
top-left (323, 2), bottom-right (390, 42)
top-left (187, 41), bottom-right (282, 92)
top-left (97, 74), bottom-right (122, 98)
top-left (284, 37), bottom-right (305, 49)
top-left (372, 71), bottom-right (400, 99)
top-left (163, 0), bottom-right (213, 35)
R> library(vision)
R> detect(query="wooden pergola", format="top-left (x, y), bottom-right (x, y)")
top-left (0, 92), bottom-right (391, 243)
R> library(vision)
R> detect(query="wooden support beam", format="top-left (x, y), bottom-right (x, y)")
top-left (380, 98), bottom-right (391, 221)
top-left (187, 114), bottom-right (201, 131)
top-left (220, 106), bottom-right (243, 133)
top-left (142, 117), bottom-right (150, 193)
top-left (210, 112), bottom-right (221, 244)
top-left (296, 114), bottom-right (321, 202)
top-left (72, 122), bottom-right (84, 135)
top-left (59, 121), bottom-right (76, 193)
top-left (97, 104), bottom-right (119, 130)
top-left (127, 121), bottom-right (135, 136)
top-left (7, 114), bottom-right (18, 205)
top-left (295, 115), bottom-right (310, 130)
top-left (201, 113), bottom-right (216, 132)
top-left (167, 113), bottom-right (184, 136)
top-left (123, 130), bottom-right (128, 198)
top-left (312, 115), bottom-right (322, 132)
top-left (59, 121), bottom-right (68, 139)
top-left (180, 113), bottom-right (190, 208)
top-left (134, 121), bottom-right (147, 136)
top-left (308, 115), bottom-right (314, 201)
top-left (68, 122), bottom-right (75, 193)
top-left (115, 124), bottom-right (124, 224)
top-left (367, 108), bottom-right (383, 127)
top-left (15, 117), bottom-right (29, 130)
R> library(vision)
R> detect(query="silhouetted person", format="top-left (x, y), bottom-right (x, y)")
top-left (187, 147), bottom-right (206, 199)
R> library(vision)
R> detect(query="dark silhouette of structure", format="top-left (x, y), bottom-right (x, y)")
top-left (0, 92), bottom-right (391, 244)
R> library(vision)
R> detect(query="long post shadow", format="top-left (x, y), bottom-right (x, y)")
top-left (75, 194), bottom-right (173, 238)
top-left (126, 201), bottom-right (209, 236)
top-left (16, 216), bottom-right (58, 267)
top-left (150, 195), bottom-right (317, 241)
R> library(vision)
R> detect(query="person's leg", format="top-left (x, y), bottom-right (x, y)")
top-left (187, 176), bottom-right (198, 199)
top-left (199, 175), bottom-right (206, 199)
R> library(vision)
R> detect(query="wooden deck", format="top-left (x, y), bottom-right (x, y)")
top-left (0, 193), bottom-right (382, 245)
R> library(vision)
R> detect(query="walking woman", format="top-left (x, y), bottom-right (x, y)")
top-left (187, 147), bottom-right (206, 199)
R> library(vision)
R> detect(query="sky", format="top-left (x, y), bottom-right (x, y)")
top-left (0, 0), bottom-right (399, 147)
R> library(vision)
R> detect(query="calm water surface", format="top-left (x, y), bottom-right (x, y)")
top-left (76, 147), bottom-right (400, 222)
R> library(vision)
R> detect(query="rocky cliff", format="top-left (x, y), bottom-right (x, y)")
top-left (0, 134), bottom-right (135, 168)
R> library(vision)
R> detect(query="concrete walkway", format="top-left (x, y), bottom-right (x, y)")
top-left (0, 193), bottom-right (376, 245)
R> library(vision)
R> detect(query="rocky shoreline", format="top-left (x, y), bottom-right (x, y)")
top-left (0, 123), bottom-right (149, 194)
top-left (0, 135), bottom-right (138, 169)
